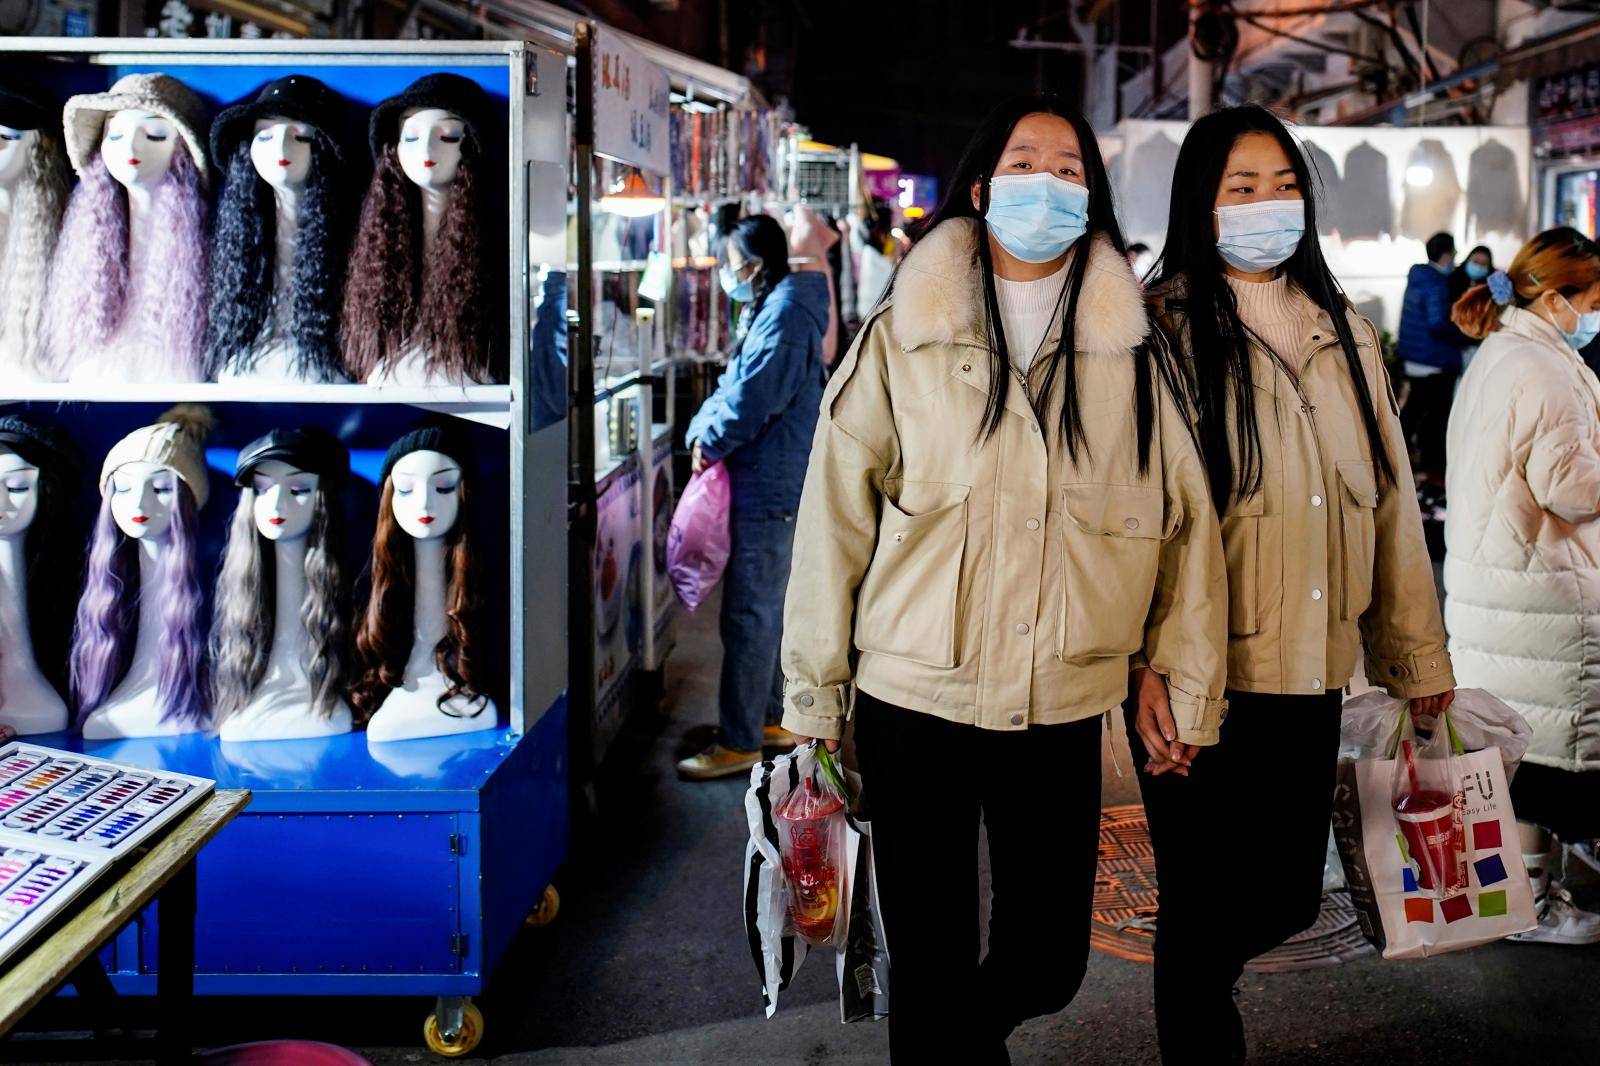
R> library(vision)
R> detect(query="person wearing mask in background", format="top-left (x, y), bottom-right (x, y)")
top-left (779, 94), bottom-right (1226, 1065)
top-left (1398, 231), bottom-right (1471, 485)
top-left (1445, 227), bottom-right (1600, 945)
top-left (677, 215), bottom-right (830, 781)
top-left (1143, 105), bottom-right (1453, 1065)
top-left (1448, 245), bottom-right (1494, 375)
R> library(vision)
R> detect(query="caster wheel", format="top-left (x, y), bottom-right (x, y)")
top-left (524, 884), bottom-right (560, 928)
top-left (424, 1001), bottom-right (484, 1058)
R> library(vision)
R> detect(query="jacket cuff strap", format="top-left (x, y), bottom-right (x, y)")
top-left (1368, 647), bottom-right (1454, 699)
top-left (1165, 680), bottom-right (1228, 748)
top-left (780, 682), bottom-right (852, 741)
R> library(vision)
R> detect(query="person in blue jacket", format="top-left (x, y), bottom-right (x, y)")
top-left (1398, 231), bottom-right (1471, 481)
top-left (678, 214), bottom-right (830, 780)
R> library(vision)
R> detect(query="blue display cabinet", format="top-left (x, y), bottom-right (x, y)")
top-left (0, 36), bottom-right (575, 1057)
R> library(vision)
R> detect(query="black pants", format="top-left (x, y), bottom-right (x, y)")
top-left (1511, 762), bottom-right (1600, 843)
top-left (1125, 689), bottom-right (1342, 1065)
top-left (854, 692), bottom-right (1103, 1065)
top-left (1400, 369), bottom-right (1457, 478)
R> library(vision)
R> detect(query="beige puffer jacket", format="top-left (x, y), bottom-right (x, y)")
top-left (1150, 279), bottom-right (1452, 701)
top-left (1445, 307), bottom-right (1600, 771)
top-left (780, 219), bottom-right (1229, 745)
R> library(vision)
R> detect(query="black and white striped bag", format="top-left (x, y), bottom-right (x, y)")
top-left (743, 742), bottom-right (890, 1022)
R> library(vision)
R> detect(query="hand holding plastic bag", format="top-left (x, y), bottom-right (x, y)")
top-left (666, 461), bottom-right (731, 612)
top-left (1342, 688), bottom-right (1531, 777)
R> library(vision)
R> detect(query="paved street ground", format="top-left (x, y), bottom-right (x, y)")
top-left (6, 587), bottom-right (1599, 1064)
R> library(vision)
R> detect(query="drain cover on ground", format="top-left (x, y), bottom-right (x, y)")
top-left (1090, 804), bottom-right (1375, 971)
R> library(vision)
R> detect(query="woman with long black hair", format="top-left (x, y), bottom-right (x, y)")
top-left (780, 95), bottom-right (1227, 1062)
top-left (678, 214), bottom-right (831, 780)
top-left (1139, 105), bottom-right (1453, 1063)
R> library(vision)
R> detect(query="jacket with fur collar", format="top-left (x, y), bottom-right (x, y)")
top-left (779, 218), bottom-right (1229, 744)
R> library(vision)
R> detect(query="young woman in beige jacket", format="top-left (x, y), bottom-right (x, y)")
top-left (778, 95), bottom-right (1227, 1063)
top-left (1142, 106), bottom-right (1454, 1064)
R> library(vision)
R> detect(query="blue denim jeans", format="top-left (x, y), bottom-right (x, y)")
top-left (718, 509), bottom-right (796, 752)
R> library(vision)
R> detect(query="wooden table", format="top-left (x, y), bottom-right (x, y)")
top-left (0, 789), bottom-right (250, 1062)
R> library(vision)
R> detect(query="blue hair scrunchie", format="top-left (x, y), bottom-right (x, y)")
top-left (1487, 269), bottom-right (1515, 306)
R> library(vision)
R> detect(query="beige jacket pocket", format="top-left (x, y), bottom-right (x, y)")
top-left (855, 482), bottom-right (971, 668)
top-left (1338, 459), bottom-right (1378, 621)
top-left (1057, 484), bottom-right (1163, 660)
top-left (1222, 493), bottom-right (1266, 636)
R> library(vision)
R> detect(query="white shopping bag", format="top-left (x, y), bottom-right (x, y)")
top-left (1333, 692), bottom-right (1537, 959)
top-left (743, 743), bottom-right (889, 1021)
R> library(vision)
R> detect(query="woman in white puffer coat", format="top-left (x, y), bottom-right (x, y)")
top-left (1445, 226), bottom-right (1600, 945)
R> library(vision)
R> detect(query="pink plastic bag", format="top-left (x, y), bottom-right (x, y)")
top-left (667, 461), bottom-right (732, 612)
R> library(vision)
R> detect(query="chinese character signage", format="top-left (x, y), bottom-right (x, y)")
top-left (593, 25), bottom-right (670, 175)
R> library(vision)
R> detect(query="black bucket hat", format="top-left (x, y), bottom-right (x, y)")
top-left (234, 426), bottom-right (350, 487)
top-left (210, 74), bottom-right (346, 163)
top-left (367, 73), bottom-right (493, 160)
top-left (0, 76), bottom-right (58, 133)
top-left (380, 422), bottom-right (474, 484)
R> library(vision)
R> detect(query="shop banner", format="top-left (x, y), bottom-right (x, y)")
top-left (593, 26), bottom-right (670, 176)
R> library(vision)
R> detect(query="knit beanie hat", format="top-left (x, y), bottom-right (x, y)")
top-left (63, 73), bottom-right (210, 188)
top-left (100, 404), bottom-right (214, 509)
top-left (380, 421), bottom-right (474, 484)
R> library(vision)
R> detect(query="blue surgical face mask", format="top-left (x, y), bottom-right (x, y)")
top-left (720, 263), bottom-right (755, 302)
top-left (1214, 199), bottom-right (1306, 273)
top-left (1465, 261), bottom-right (1490, 282)
top-left (985, 173), bottom-right (1090, 264)
top-left (1558, 293), bottom-right (1600, 350)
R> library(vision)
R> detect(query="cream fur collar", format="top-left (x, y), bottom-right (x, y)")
top-left (892, 218), bottom-right (1149, 356)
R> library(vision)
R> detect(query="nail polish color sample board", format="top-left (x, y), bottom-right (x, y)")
top-left (0, 743), bottom-right (213, 966)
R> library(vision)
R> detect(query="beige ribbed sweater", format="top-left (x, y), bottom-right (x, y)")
top-left (1227, 273), bottom-right (1315, 373)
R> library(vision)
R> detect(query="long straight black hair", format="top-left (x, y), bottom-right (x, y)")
top-left (913, 94), bottom-right (1176, 472)
top-left (1149, 105), bottom-right (1394, 510)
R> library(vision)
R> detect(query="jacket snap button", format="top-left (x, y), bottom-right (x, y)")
top-left (893, 532), bottom-right (904, 543)
top-left (961, 363), bottom-right (972, 372)
top-left (1124, 517), bottom-right (1139, 530)
top-left (1311, 588), bottom-right (1323, 601)
top-left (1015, 622), bottom-right (1030, 635)
top-left (1389, 665), bottom-right (1402, 678)
top-left (799, 694), bottom-right (815, 708)
top-left (1311, 678), bottom-right (1323, 690)
top-left (1026, 518), bottom-right (1040, 531)
top-left (1010, 713), bottom-right (1025, 726)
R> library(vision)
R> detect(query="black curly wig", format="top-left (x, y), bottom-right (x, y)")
top-left (204, 136), bottom-right (345, 380)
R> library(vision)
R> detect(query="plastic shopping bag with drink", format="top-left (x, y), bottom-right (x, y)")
top-left (666, 461), bottom-right (732, 612)
top-left (743, 741), bottom-right (889, 1022)
top-left (1332, 689), bottom-right (1537, 959)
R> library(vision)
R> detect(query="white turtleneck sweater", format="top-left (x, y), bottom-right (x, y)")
top-left (1225, 272), bottom-right (1317, 374)
top-left (995, 260), bottom-right (1070, 374)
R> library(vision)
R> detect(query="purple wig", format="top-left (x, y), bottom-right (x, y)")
top-left (70, 484), bottom-right (207, 726)
top-left (42, 151), bottom-right (209, 381)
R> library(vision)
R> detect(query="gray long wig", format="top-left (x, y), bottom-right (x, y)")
top-left (208, 485), bottom-right (350, 723)
top-left (0, 131), bottom-right (69, 372)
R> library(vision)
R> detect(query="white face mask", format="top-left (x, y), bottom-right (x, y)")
top-left (108, 461), bottom-right (181, 539)
top-left (101, 109), bottom-right (179, 191)
top-left (388, 450), bottom-right (462, 540)
top-left (0, 448), bottom-right (40, 539)
top-left (396, 108), bottom-right (466, 190)
top-left (1214, 198), bottom-right (1306, 273)
top-left (0, 126), bottom-right (35, 189)
top-left (250, 461), bottom-right (320, 542)
top-left (250, 117), bottom-right (314, 190)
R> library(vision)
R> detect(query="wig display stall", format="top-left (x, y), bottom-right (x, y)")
top-left (0, 38), bottom-right (571, 1057)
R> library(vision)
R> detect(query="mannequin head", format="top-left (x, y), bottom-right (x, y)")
top-left (210, 431), bottom-right (350, 725)
top-left (0, 448), bottom-right (40, 537)
top-left (343, 77), bottom-right (493, 382)
top-left (107, 460), bottom-right (181, 540)
top-left (396, 108), bottom-right (465, 189)
top-left (388, 450), bottom-right (461, 539)
top-left (206, 87), bottom-right (345, 382)
top-left (72, 407), bottom-right (210, 725)
top-left (0, 126), bottom-right (36, 189)
top-left (0, 417), bottom-right (82, 700)
top-left (353, 429), bottom-right (483, 721)
top-left (249, 117), bottom-right (314, 190)
top-left (100, 109), bottom-right (179, 192)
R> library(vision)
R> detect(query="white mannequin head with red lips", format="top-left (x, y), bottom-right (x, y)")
top-left (100, 109), bottom-right (178, 192)
top-left (107, 460), bottom-right (180, 539)
top-left (387, 449), bottom-right (461, 540)
top-left (248, 117), bottom-right (313, 190)
top-left (395, 108), bottom-right (464, 191)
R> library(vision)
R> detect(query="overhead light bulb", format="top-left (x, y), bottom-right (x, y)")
top-left (599, 170), bottom-right (667, 218)
top-left (1405, 163), bottom-right (1434, 187)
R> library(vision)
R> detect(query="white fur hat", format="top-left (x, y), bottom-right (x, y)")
top-left (99, 405), bottom-right (215, 510)
top-left (63, 73), bottom-right (209, 189)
